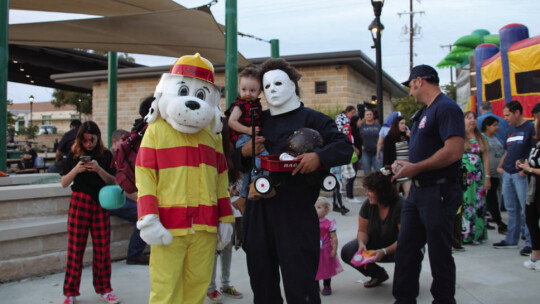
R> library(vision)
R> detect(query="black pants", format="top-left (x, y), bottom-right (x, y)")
top-left (333, 181), bottom-right (345, 210)
top-left (341, 239), bottom-right (393, 279)
top-left (346, 162), bottom-right (359, 199)
top-left (486, 177), bottom-right (504, 225)
top-left (392, 183), bottom-right (462, 304)
top-left (526, 199), bottom-right (540, 250)
top-left (243, 190), bottom-right (321, 304)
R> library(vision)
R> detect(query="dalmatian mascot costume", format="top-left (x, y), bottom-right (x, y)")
top-left (135, 53), bottom-right (234, 304)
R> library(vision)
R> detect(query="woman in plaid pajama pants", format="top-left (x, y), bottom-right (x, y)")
top-left (60, 121), bottom-right (119, 304)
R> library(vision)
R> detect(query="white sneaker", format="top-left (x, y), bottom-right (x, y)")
top-left (346, 197), bottom-right (362, 204)
top-left (100, 293), bottom-right (120, 304)
top-left (63, 296), bottom-right (76, 304)
top-left (523, 259), bottom-right (540, 271)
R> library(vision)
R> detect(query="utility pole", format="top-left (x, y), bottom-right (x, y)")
top-left (409, 0), bottom-right (413, 72)
top-left (440, 44), bottom-right (454, 84)
top-left (398, 0), bottom-right (424, 73)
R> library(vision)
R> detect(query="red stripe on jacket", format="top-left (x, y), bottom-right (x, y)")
top-left (137, 145), bottom-right (227, 173)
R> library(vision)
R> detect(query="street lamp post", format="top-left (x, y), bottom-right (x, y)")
top-left (29, 95), bottom-right (34, 126)
top-left (370, 0), bottom-right (385, 120)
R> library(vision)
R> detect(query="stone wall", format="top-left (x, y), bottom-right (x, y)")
top-left (0, 179), bottom-right (136, 282)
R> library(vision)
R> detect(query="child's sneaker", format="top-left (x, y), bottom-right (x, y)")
top-left (100, 293), bottom-right (120, 304)
top-left (221, 286), bottom-right (243, 299)
top-left (207, 290), bottom-right (223, 303)
top-left (523, 259), bottom-right (540, 271)
top-left (63, 296), bottom-right (76, 304)
top-left (321, 286), bottom-right (332, 296)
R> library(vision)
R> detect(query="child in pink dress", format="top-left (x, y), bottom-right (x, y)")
top-left (315, 197), bottom-right (344, 296)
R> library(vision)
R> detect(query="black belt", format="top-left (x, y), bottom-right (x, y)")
top-left (412, 177), bottom-right (460, 188)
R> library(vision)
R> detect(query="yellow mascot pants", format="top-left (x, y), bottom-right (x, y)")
top-left (148, 231), bottom-right (216, 304)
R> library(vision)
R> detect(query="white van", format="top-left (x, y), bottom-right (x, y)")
top-left (38, 124), bottom-right (57, 135)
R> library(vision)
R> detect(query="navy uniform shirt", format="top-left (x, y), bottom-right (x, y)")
top-left (503, 121), bottom-right (535, 174)
top-left (409, 93), bottom-right (465, 181)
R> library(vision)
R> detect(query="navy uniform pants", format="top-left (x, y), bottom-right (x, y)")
top-left (393, 183), bottom-right (462, 304)
top-left (243, 191), bottom-right (321, 304)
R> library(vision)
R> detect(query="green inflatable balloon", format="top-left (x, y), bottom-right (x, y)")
top-left (99, 185), bottom-right (126, 210)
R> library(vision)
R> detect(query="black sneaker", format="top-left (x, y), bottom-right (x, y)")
top-left (486, 223), bottom-right (496, 230)
top-left (340, 206), bottom-right (350, 215)
top-left (520, 246), bottom-right (532, 256)
top-left (493, 241), bottom-right (518, 249)
top-left (452, 245), bottom-right (466, 252)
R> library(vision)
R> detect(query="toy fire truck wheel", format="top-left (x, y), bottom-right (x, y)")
top-left (254, 176), bottom-right (272, 195)
top-left (321, 174), bottom-right (337, 192)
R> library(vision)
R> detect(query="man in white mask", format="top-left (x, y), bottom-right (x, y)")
top-left (231, 58), bottom-right (352, 304)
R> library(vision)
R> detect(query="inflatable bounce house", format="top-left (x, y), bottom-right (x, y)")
top-left (438, 24), bottom-right (540, 119)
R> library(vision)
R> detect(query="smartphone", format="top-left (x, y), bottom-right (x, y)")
top-left (80, 155), bottom-right (92, 163)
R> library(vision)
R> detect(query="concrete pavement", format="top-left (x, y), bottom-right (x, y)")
top-left (0, 196), bottom-right (538, 304)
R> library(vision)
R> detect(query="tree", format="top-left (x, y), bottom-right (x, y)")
top-left (393, 93), bottom-right (424, 128)
top-left (18, 125), bottom-right (38, 140)
top-left (441, 83), bottom-right (457, 101)
top-left (52, 89), bottom-right (92, 116)
top-left (7, 111), bottom-right (16, 137)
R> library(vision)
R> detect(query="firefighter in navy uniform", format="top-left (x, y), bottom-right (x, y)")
top-left (391, 65), bottom-right (465, 304)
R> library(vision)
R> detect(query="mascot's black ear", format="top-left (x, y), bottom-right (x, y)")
top-left (144, 95), bottom-right (160, 124)
top-left (146, 74), bottom-right (169, 124)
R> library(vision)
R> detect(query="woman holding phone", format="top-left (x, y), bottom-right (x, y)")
top-left (60, 121), bottom-right (119, 304)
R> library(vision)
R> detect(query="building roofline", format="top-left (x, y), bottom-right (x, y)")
top-left (52, 50), bottom-right (408, 97)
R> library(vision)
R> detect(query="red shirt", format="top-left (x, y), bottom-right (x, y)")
top-left (224, 97), bottom-right (263, 145)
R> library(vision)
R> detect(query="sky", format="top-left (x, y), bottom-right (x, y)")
top-left (7, 0), bottom-right (540, 103)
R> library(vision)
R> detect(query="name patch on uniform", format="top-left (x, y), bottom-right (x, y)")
top-left (419, 116), bottom-right (427, 129)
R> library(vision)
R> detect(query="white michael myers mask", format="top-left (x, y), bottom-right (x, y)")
top-left (263, 69), bottom-right (300, 115)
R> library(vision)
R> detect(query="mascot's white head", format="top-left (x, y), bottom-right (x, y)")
top-left (145, 53), bottom-right (222, 134)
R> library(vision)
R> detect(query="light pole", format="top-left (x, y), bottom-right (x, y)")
top-left (29, 95), bottom-right (34, 126)
top-left (370, 0), bottom-right (384, 120)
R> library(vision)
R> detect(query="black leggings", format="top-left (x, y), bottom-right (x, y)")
top-left (486, 177), bottom-right (504, 225)
top-left (526, 199), bottom-right (540, 250)
top-left (317, 279), bottom-right (331, 288)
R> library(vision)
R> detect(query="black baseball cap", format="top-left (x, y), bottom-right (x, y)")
top-left (532, 103), bottom-right (540, 114)
top-left (402, 64), bottom-right (439, 87)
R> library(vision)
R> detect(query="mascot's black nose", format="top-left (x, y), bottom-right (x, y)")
top-left (185, 100), bottom-right (200, 110)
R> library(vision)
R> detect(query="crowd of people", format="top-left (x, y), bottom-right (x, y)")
top-left (42, 56), bottom-right (540, 304)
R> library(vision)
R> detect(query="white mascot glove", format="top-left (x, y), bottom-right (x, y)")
top-left (137, 214), bottom-right (173, 246)
top-left (216, 222), bottom-right (234, 251)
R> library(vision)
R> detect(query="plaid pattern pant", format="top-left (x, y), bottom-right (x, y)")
top-left (63, 191), bottom-right (112, 296)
